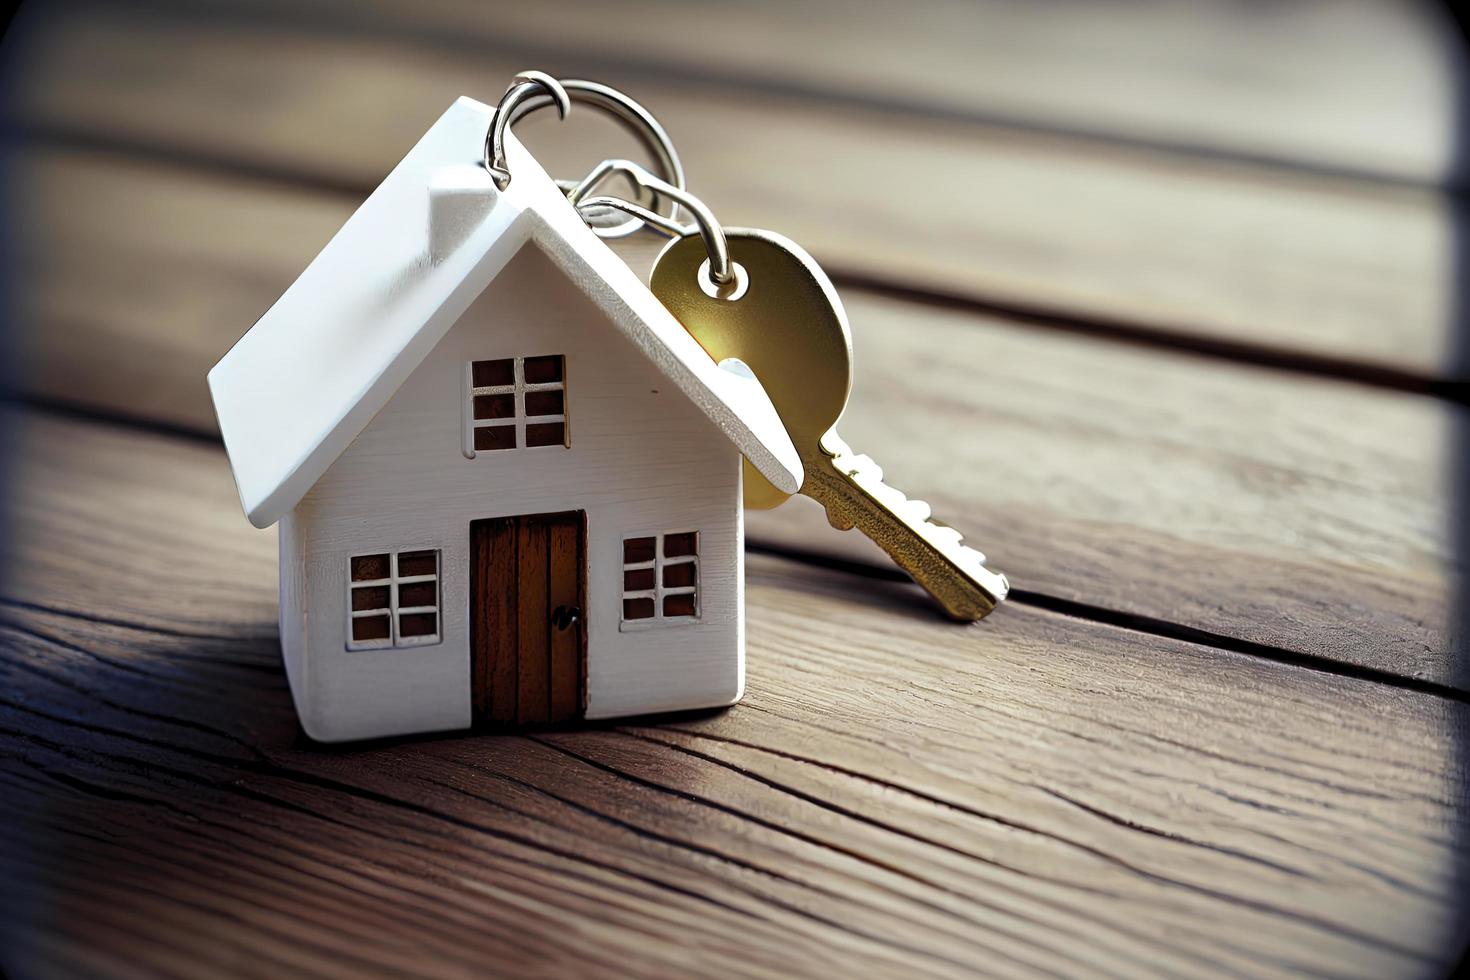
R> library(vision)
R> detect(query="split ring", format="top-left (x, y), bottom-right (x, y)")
top-left (484, 74), bottom-right (686, 239)
top-left (568, 159), bottom-right (734, 287)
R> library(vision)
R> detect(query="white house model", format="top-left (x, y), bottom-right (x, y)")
top-left (209, 97), bottom-right (802, 742)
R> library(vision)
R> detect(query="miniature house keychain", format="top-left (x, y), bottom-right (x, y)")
top-left (208, 72), bottom-right (1003, 743)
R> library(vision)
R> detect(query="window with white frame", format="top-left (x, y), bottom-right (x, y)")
top-left (621, 532), bottom-right (698, 625)
top-left (347, 550), bottom-right (441, 649)
top-left (466, 355), bottom-right (567, 454)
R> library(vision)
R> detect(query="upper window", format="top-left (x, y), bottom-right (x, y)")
top-left (347, 549), bottom-right (441, 650)
top-left (466, 355), bottom-right (567, 455)
top-left (621, 532), bottom-right (699, 627)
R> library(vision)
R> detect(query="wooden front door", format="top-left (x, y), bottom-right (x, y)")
top-left (469, 511), bottom-right (586, 727)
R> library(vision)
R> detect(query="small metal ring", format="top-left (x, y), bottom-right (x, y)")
top-left (575, 196), bottom-right (687, 240)
top-left (486, 76), bottom-right (686, 238)
top-left (572, 162), bottom-right (733, 287)
top-left (484, 71), bottom-right (570, 190)
top-left (698, 258), bottom-right (749, 301)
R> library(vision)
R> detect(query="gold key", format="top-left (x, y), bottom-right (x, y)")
top-left (650, 229), bottom-right (1009, 620)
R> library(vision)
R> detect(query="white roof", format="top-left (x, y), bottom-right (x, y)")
top-left (209, 97), bottom-right (802, 529)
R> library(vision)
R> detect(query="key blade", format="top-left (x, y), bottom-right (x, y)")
top-left (805, 447), bottom-right (1009, 621)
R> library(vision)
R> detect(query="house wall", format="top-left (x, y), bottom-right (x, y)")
top-left (278, 511), bottom-right (307, 707)
top-left (283, 244), bottom-right (744, 742)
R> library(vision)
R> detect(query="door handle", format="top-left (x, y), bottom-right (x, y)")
top-left (551, 605), bottom-right (581, 631)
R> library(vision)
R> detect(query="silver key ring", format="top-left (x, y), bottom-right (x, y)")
top-left (568, 159), bottom-right (737, 290)
top-left (484, 73), bottom-right (686, 239)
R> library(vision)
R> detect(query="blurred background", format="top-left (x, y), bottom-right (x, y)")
top-left (2, 1), bottom-right (1469, 975)
top-left (2, 0), bottom-right (1466, 418)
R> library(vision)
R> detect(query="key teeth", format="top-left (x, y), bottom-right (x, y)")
top-left (835, 452), bottom-right (883, 484)
top-left (827, 450), bottom-right (991, 566)
top-left (906, 498), bottom-right (933, 523)
top-left (930, 522), bottom-right (963, 547)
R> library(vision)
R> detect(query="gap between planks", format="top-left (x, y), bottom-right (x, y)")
top-left (14, 123), bottom-right (1465, 405)
top-left (743, 540), bottom-right (1470, 706)
top-left (7, 392), bottom-right (1463, 707)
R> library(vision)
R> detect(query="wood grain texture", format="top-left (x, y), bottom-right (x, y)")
top-left (4, 5), bottom-right (1466, 971)
top-left (471, 516), bottom-right (518, 725)
top-left (518, 517), bottom-right (551, 727)
top-left (549, 514), bottom-right (583, 721)
top-left (224, 0), bottom-right (1454, 183)
top-left (1, 407), bottom-right (1466, 978)
top-left (10, 2), bottom-right (1457, 377)
top-left (12, 149), bottom-right (1462, 689)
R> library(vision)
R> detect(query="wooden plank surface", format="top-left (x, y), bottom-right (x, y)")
top-left (4, 1), bottom-right (1467, 975)
top-left (9, 2), bottom-right (1458, 379)
top-left (13, 148), bottom-right (1461, 689)
top-left (517, 517), bottom-right (552, 727)
top-left (2, 409), bottom-right (1466, 978)
top-left (471, 517), bottom-right (520, 726)
top-left (236, 0), bottom-right (1454, 184)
